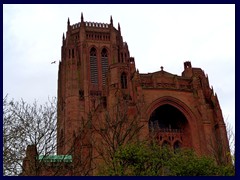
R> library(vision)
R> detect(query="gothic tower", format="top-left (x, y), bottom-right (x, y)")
top-left (57, 13), bottom-right (136, 155)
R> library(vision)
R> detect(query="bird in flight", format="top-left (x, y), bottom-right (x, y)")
top-left (51, 61), bottom-right (56, 64)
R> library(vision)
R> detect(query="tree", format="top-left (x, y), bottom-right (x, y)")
top-left (4, 93), bottom-right (234, 176)
top-left (166, 149), bottom-right (232, 176)
top-left (206, 120), bottom-right (235, 168)
top-left (99, 141), bottom-right (235, 176)
top-left (91, 93), bottom-right (145, 173)
top-left (98, 142), bottom-right (172, 176)
top-left (3, 95), bottom-right (57, 176)
top-left (226, 121), bottom-right (235, 165)
top-left (3, 90), bottom-right (145, 176)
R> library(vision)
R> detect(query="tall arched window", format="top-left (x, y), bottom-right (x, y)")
top-left (90, 47), bottom-right (98, 84)
top-left (121, 72), bottom-right (127, 89)
top-left (101, 48), bottom-right (108, 85)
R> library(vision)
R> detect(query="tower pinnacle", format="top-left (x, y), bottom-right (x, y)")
top-left (118, 22), bottom-right (121, 33)
top-left (81, 12), bottom-right (84, 22)
top-left (62, 33), bottom-right (65, 42)
top-left (67, 17), bottom-right (70, 30)
top-left (67, 17), bottom-right (70, 26)
top-left (110, 15), bottom-right (113, 25)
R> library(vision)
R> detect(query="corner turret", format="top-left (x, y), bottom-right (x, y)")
top-left (182, 61), bottom-right (193, 77)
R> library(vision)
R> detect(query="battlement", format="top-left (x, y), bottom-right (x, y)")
top-left (72, 22), bottom-right (80, 29)
top-left (85, 21), bottom-right (109, 28)
top-left (71, 21), bottom-right (109, 29)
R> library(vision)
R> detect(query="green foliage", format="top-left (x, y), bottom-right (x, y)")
top-left (98, 141), bottom-right (235, 176)
top-left (166, 149), bottom-right (217, 176)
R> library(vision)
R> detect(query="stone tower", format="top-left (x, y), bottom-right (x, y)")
top-left (57, 13), bottom-right (135, 155)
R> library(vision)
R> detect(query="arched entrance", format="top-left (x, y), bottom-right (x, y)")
top-left (149, 104), bottom-right (191, 149)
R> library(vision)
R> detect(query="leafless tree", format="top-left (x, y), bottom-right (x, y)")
top-left (3, 95), bottom-right (57, 176)
top-left (207, 119), bottom-right (235, 166)
top-left (3, 90), bottom-right (146, 176)
top-left (3, 95), bottom-right (102, 176)
top-left (91, 92), bottom-right (145, 173)
top-left (225, 120), bottom-right (235, 165)
top-left (25, 115), bottom-right (96, 176)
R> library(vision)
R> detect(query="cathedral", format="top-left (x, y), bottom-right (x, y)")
top-left (22, 14), bottom-right (230, 176)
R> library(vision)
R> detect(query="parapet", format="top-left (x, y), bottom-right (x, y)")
top-left (71, 21), bottom-right (110, 29)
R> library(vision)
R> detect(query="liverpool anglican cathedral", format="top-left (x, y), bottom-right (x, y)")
top-left (22, 14), bottom-right (230, 175)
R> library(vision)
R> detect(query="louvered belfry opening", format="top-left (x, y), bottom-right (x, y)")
top-left (90, 47), bottom-right (98, 84)
top-left (101, 48), bottom-right (108, 86)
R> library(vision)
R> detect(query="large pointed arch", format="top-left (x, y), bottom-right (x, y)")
top-left (145, 96), bottom-right (200, 151)
top-left (146, 96), bottom-right (197, 128)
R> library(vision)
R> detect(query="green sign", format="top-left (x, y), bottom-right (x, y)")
top-left (38, 155), bottom-right (72, 163)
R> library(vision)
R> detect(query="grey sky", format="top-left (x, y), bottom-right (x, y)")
top-left (3, 4), bottom-right (235, 131)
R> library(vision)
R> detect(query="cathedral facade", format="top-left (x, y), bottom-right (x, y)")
top-left (22, 14), bottom-right (230, 176)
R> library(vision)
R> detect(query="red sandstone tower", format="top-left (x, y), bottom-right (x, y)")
top-left (22, 13), bottom-right (230, 176)
top-left (57, 13), bottom-right (136, 155)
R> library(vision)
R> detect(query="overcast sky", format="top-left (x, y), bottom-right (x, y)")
top-left (3, 4), bottom-right (235, 131)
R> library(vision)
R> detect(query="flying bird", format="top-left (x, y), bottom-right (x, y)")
top-left (51, 61), bottom-right (56, 64)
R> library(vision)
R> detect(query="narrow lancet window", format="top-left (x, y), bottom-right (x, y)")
top-left (72, 49), bottom-right (74, 58)
top-left (121, 72), bottom-right (127, 89)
